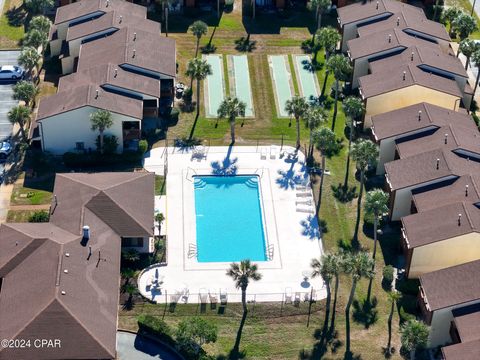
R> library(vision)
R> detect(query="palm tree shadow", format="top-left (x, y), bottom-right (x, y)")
top-left (300, 215), bottom-right (320, 240)
top-left (276, 157), bottom-right (308, 190)
top-left (353, 297), bottom-right (379, 329)
top-left (211, 145), bottom-right (238, 176)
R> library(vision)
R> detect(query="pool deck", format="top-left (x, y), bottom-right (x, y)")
top-left (143, 146), bottom-right (325, 303)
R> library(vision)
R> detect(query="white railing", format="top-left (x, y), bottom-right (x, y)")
top-left (267, 244), bottom-right (274, 260)
top-left (187, 243), bottom-right (197, 259)
top-left (185, 167), bottom-right (197, 182)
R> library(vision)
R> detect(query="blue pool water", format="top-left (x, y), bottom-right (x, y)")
top-left (193, 175), bottom-right (267, 262)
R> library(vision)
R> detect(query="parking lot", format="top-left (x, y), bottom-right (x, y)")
top-left (0, 50), bottom-right (20, 141)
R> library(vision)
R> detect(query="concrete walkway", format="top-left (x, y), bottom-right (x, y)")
top-left (116, 332), bottom-right (182, 360)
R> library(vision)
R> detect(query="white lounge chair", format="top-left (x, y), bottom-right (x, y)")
top-left (285, 287), bottom-right (293, 304)
top-left (220, 289), bottom-right (228, 305)
top-left (260, 147), bottom-right (267, 160)
top-left (270, 145), bottom-right (278, 159)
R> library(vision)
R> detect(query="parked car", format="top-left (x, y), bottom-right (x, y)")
top-left (0, 65), bottom-right (24, 80)
top-left (0, 140), bottom-right (12, 160)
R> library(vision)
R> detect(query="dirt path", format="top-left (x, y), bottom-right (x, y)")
top-left (9, 204), bottom-right (50, 211)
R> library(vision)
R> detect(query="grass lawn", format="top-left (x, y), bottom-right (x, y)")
top-left (0, 0), bottom-right (25, 49)
top-left (155, 175), bottom-right (166, 196)
top-left (10, 182), bottom-right (52, 205)
top-left (6, 209), bottom-right (38, 222)
top-left (122, 5), bottom-right (405, 359)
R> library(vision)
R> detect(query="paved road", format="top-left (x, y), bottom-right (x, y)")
top-left (0, 50), bottom-right (21, 141)
top-left (116, 332), bottom-right (182, 360)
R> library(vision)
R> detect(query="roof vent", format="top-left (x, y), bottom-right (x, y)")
top-left (119, 15), bottom-right (123, 23)
top-left (436, 158), bottom-right (440, 169)
top-left (63, 269), bottom-right (68, 274)
top-left (61, 290), bottom-right (66, 295)
top-left (82, 225), bottom-right (90, 240)
top-left (95, 89), bottom-right (99, 99)
top-left (444, 133), bottom-right (448, 144)
top-left (114, 68), bottom-right (118, 77)
top-left (376, 1), bottom-right (379, 9)
top-left (133, 49), bottom-right (136, 58)
top-left (388, 34), bottom-right (392, 43)
top-left (65, 252), bottom-right (70, 257)
top-left (397, 17), bottom-right (400, 26)
top-left (458, 213), bottom-right (462, 226)
top-left (106, 0), bottom-right (109, 7)
top-left (466, 184), bottom-right (469, 196)
top-left (411, 51), bottom-right (414, 61)
top-left (418, 110), bottom-right (421, 120)
top-left (402, 71), bottom-right (406, 80)
top-left (133, 32), bottom-right (137, 41)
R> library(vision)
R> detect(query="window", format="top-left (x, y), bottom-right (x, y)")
top-left (122, 237), bottom-right (144, 248)
top-left (75, 142), bottom-right (85, 151)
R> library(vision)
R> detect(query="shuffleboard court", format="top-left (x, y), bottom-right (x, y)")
top-left (269, 55), bottom-right (292, 118)
top-left (232, 55), bottom-right (254, 117)
top-left (295, 55), bottom-right (319, 103)
top-left (204, 54), bottom-right (225, 118)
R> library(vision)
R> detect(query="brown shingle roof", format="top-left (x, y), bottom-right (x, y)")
top-left (420, 260), bottom-right (480, 311)
top-left (368, 46), bottom-right (466, 78)
top-left (58, 63), bottom-right (161, 98)
top-left (452, 304), bottom-right (480, 343)
top-left (442, 340), bottom-right (480, 360)
top-left (372, 103), bottom-right (472, 141)
top-left (402, 202), bottom-right (480, 248)
top-left (337, 0), bottom-right (406, 26)
top-left (36, 84), bottom-right (143, 120)
top-left (55, 0), bottom-right (146, 25)
top-left (356, 7), bottom-right (449, 41)
top-left (65, 10), bottom-right (158, 42)
top-left (359, 63), bottom-right (463, 98)
top-left (347, 27), bottom-right (439, 60)
top-left (50, 172), bottom-right (154, 237)
top-left (77, 27), bottom-right (176, 78)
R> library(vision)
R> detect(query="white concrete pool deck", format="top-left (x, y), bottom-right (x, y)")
top-left (142, 145), bottom-right (325, 303)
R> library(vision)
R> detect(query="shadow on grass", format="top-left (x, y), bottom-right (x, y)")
top-left (234, 36), bottom-right (257, 52)
top-left (352, 297), bottom-right (378, 329)
top-left (331, 183), bottom-right (357, 203)
top-left (6, 5), bottom-right (27, 27)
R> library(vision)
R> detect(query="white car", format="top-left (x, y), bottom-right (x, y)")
top-left (0, 65), bottom-right (24, 80)
top-left (0, 140), bottom-right (12, 160)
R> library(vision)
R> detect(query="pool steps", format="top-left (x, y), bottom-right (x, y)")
top-left (194, 177), bottom-right (259, 189)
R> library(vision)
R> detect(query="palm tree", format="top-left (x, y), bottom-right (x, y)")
top-left (191, 21), bottom-right (208, 57)
top-left (90, 109), bottom-right (113, 154)
top-left (311, 252), bottom-right (340, 340)
top-left (313, 127), bottom-right (337, 214)
top-left (343, 252), bottom-right (375, 356)
top-left (364, 188), bottom-right (389, 303)
top-left (342, 96), bottom-right (364, 190)
top-left (29, 15), bottom-right (52, 34)
top-left (155, 212), bottom-right (165, 234)
top-left (351, 139), bottom-right (379, 243)
top-left (24, 0), bottom-right (54, 14)
top-left (226, 260), bottom-right (262, 356)
top-left (310, 0), bottom-right (332, 44)
top-left (317, 26), bottom-right (340, 61)
top-left (12, 81), bottom-right (39, 108)
top-left (217, 96), bottom-right (246, 144)
top-left (400, 320), bottom-right (429, 360)
top-left (452, 12), bottom-right (478, 40)
top-left (326, 54), bottom-right (352, 131)
top-left (386, 291), bottom-right (401, 355)
top-left (122, 249), bottom-right (140, 263)
top-left (458, 38), bottom-right (478, 69)
top-left (443, 6), bottom-right (462, 37)
top-left (23, 29), bottom-right (48, 52)
top-left (472, 49), bottom-right (480, 98)
top-left (18, 47), bottom-right (41, 80)
top-left (121, 268), bottom-right (136, 289)
top-left (124, 284), bottom-right (138, 309)
top-left (8, 105), bottom-right (31, 140)
top-left (304, 106), bottom-right (328, 162)
top-left (285, 96), bottom-right (308, 149)
top-left (185, 58), bottom-right (212, 116)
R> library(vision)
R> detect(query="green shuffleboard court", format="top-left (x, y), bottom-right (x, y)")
top-left (204, 55), bottom-right (225, 118)
top-left (269, 55), bottom-right (292, 118)
top-left (232, 55), bottom-right (254, 117)
top-left (295, 55), bottom-right (319, 103)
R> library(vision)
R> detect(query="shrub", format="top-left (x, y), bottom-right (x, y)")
top-left (399, 306), bottom-right (416, 324)
top-left (95, 135), bottom-right (118, 155)
top-left (382, 265), bottom-right (394, 290)
top-left (396, 278), bottom-right (420, 296)
top-left (28, 210), bottom-right (49, 222)
top-left (137, 314), bottom-right (174, 344)
top-left (62, 152), bottom-right (142, 168)
top-left (169, 107), bottom-right (180, 123)
top-left (138, 140), bottom-right (148, 154)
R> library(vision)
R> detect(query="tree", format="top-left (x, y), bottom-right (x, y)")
top-left (226, 260), bottom-right (262, 356)
top-left (121, 268), bottom-right (136, 288)
top-left (185, 58), bottom-right (212, 116)
top-left (400, 320), bottom-right (429, 360)
top-left (155, 212), bottom-right (165, 234)
top-left (313, 127), bottom-right (337, 214)
top-left (217, 96), bottom-right (246, 144)
top-left (326, 54), bottom-right (352, 131)
top-left (364, 188), bottom-right (389, 303)
top-left (351, 139), bottom-right (379, 242)
top-left (8, 105), bottom-right (31, 140)
top-left (452, 12), bottom-right (478, 40)
top-left (442, 6), bottom-right (462, 36)
top-left (90, 109), bottom-right (113, 155)
top-left (471, 49), bottom-right (480, 98)
top-left (317, 26), bottom-right (340, 61)
top-left (285, 96), bottom-right (309, 149)
top-left (343, 252), bottom-right (375, 356)
top-left (310, 0), bottom-right (331, 44)
top-left (23, 29), bottom-right (48, 52)
top-left (28, 210), bottom-right (49, 222)
top-left (342, 96), bottom-right (364, 190)
top-left (191, 21), bottom-right (208, 57)
top-left (122, 248), bottom-right (140, 263)
top-left (386, 291), bottom-right (401, 355)
top-left (303, 106), bottom-right (328, 161)
top-left (176, 317), bottom-right (217, 358)
top-left (18, 47), bottom-right (41, 80)
top-left (124, 284), bottom-right (137, 309)
top-left (311, 252), bottom-right (341, 340)
top-left (24, 0), bottom-right (54, 14)
top-left (12, 81), bottom-right (39, 108)
top-left (29, 15), bottom-right (52, 34)
top-left (458, 38), bottom-right (478, 69)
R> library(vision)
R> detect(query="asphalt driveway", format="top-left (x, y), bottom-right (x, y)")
top-left (0, 50), bottom-right (21, 141)
top-left (116, 332), bottom-right (183, 360)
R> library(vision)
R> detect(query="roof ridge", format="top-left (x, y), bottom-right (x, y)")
top-left (469, 175), bottom-right (480, 198)
top-left (448, 124), bottom-right (461, 147)
top-left (104, 172), bottom-right (148, 190)
top-left (462, 202), bottom-right (475, 230)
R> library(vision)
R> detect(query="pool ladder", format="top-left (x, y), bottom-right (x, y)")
top-left (188, 243), bottom-right (197, 259)
top-left (266, 244), bottom-right (274, 260)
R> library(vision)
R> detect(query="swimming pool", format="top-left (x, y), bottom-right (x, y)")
top-left (193, 175), bottom-right (267, 262)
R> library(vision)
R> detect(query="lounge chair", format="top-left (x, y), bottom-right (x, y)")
top-left (199, 288), bottom-right (208, 304)
top-left (294, 292), bottom-right (301, 307)
top-left (270, 145), bottom-right (278, 159)
top-left (284, 287), bottom-right (292, 304)
top-left (260, 147), bottom-right (267, 160)
top-left (220, 289), bottom-right (228, 305)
